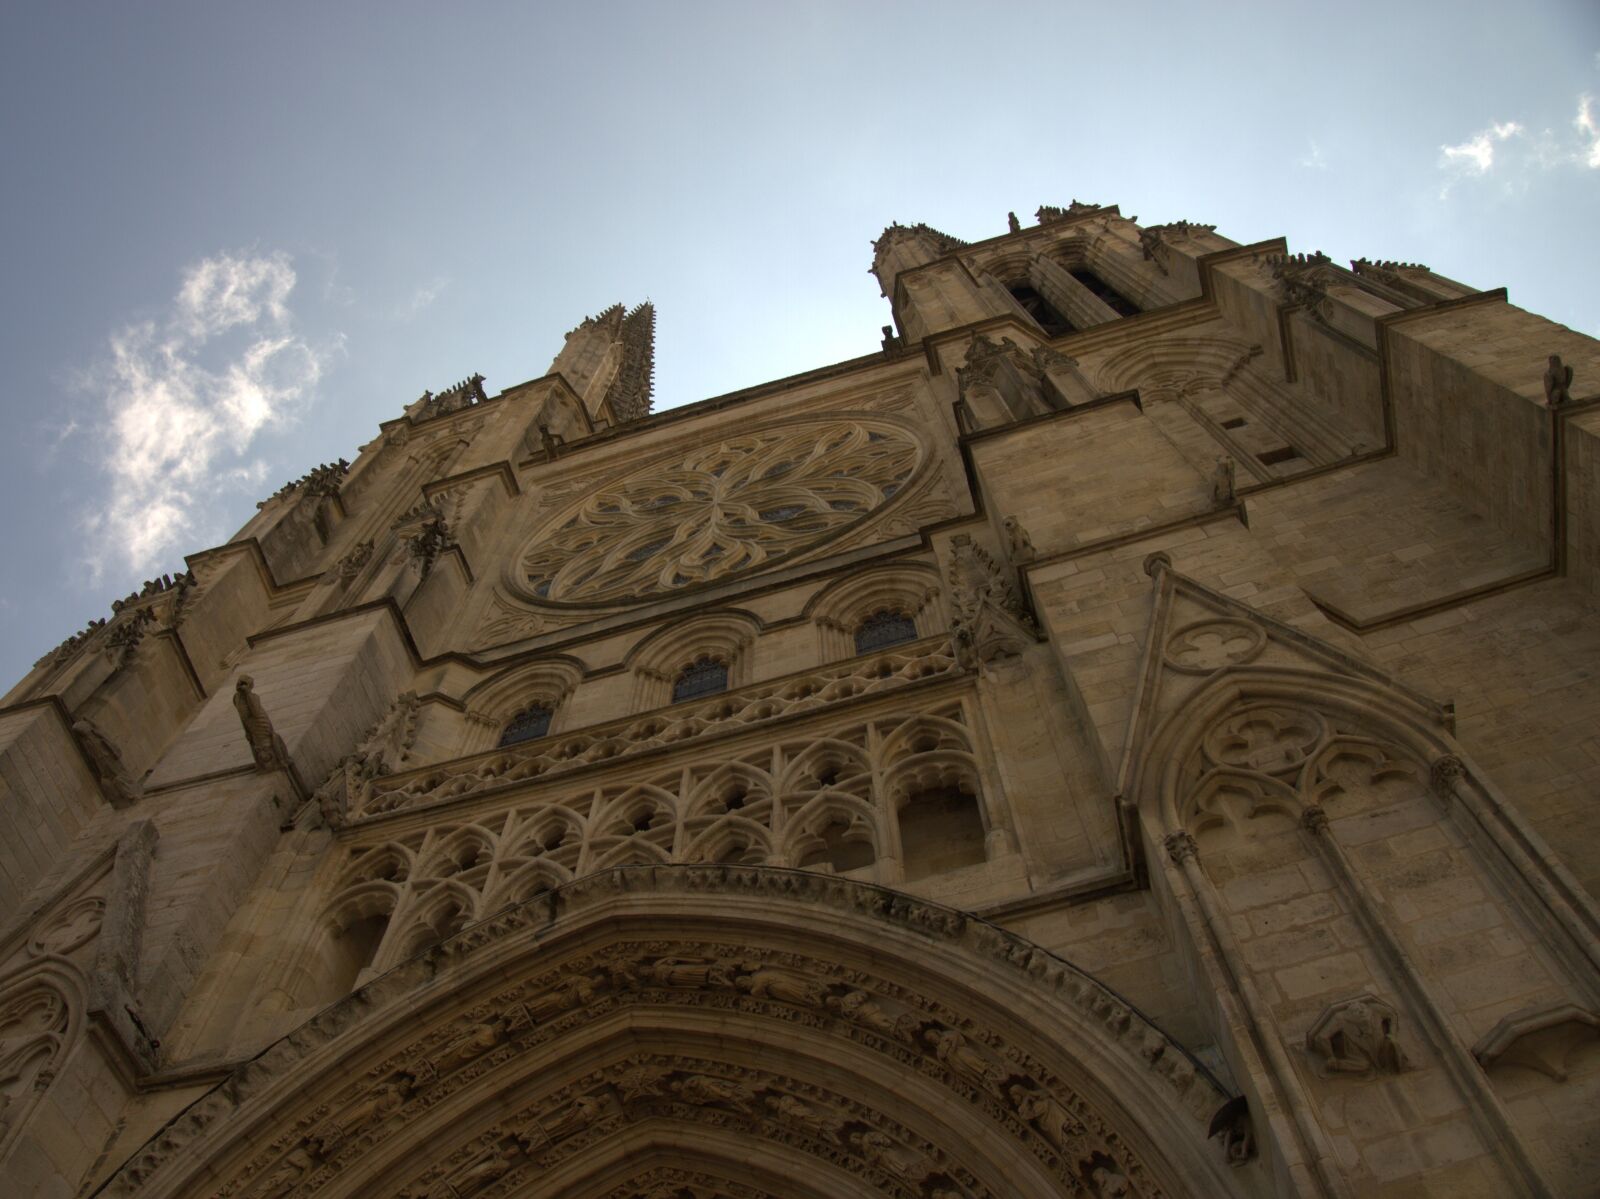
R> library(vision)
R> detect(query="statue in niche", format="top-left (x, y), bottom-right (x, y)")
top-left (1306, 994), bottom-right (1409, 1077)
top-left (1210, 456), bottom-right (1236, 506)
top-left (72, 716), bottom-right (141, 807)
top-left (233, 676), bottom-right (290, 772)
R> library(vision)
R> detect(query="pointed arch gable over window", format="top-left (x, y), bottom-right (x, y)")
top-left (624, 609), bottom-right (761, 711)
top-left (460, 656), bottom-right (584, 751)
top-left (804, 562), bottom-right (943, 661)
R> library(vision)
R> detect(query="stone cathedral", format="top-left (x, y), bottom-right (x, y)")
top-left (2, 201), bottom-right (1599, 1199)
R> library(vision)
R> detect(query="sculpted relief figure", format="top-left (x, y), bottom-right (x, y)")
top-left (735, 965), bottom-right (827, 1007)
top-left (542, 1090), bottom-right (610, 1144)
top-left (763, 1092), bottom-right (837, 1140)
top-left (648, 955), bottom-right (738, 990)
top-left (1085, 1159), bottom-right (1134, 1198)
top-left (311, 1073), bottom-right (412, 1154)
top-left (429, 1021), bottom-right (502, 1078)
top-left (257, 1146), bottom-right (316, 1199)
top-left (924, 1026), bottom-right (1005, 1091)
top-left (826, 988), bottom-right (904, 1040)
top-left (450, 1140), bottom-right (523, 1196)
top-left (1009, 1082), bottom-right (1087, 1154)
top-left (669, 1073), bottom-right (756, 1115)
top-left (234, 676), bottom-right (290, 772)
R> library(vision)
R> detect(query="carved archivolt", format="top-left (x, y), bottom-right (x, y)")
top-left (98, 867), bottom-right (1233, 1199)
top-left (511, 418), bottom-right (922, 606)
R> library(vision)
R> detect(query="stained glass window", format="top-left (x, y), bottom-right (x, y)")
top-left (672, 656), bottom-right (729, 702)
top-left (854, 609), bottom-right (918, 654)
top-left (498, 704), bottom-right (553, 747)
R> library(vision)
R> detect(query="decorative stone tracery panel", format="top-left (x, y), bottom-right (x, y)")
top-left (326, 699), bottom-right (998, 972)
top-left (514, 419), bottom-right (921, 606)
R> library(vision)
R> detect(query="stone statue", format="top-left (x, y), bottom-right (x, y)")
top-left (735, 965), bottom-right (827, 1006)
top-left (1003, 515), bottom-right (1036, 563)
top-left (429, 1022), bottom-right (500, 1077)
top-left (1007, 211), bottom-right (1021, 234)
top-left (1210, 456), bottom-right (1237, 506)
top-left (233, 676), bottom-right (289, 772)
top-left (538, 423), bottom-right (562, 458)
top-left (72, 716), bottom-right (141, 808)
top-left (1544, 354), bottom-right (1573, 408)
top-left (1307, 995), bottom-right (1409, 1076)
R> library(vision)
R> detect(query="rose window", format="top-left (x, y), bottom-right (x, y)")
top-left (520, 421), bottom-right (919, 604)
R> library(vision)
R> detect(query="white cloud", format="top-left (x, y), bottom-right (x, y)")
top-left (1576, 94), bottom-right (1600, 168)
top-left (1297, 140), bottom-right (1328, 170)
top-left (1439, 120), bottom-right (1522, 179)
top-left (77, 252), bottom-right (337, 579)
top-left (1438, 97), bottom-right (1600, 197)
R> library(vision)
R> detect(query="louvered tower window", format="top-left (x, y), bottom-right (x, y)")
top-left (854, 609), bottom-right (918, 654)
top-left (498, 704), bottom-right (553, 747)
top-left (672, 657), bottom-right (729, 702)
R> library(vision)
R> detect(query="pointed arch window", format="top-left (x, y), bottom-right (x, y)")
top-left (499, 704), bottom-right (553, 747)
top-left (672, 656), bottom-right (729, 703)
top-left (854, 609), bottom-right (918, 654)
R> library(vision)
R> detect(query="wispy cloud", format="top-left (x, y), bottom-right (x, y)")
top-left (76, 252), bottom-right (339, 579)
top-left (1297, 140), bottom-right (1328, 170)
top-left (391, 277), bottom-right (449, 321)
top-left (1438, 95), bottom-right (1600, 197)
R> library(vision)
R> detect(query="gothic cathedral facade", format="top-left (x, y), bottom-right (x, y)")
top-left (3, 203), bottom-right (1599, 1198)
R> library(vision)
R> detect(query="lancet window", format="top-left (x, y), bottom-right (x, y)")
top-left (1068, 268), bottom-right (1140, 317)
top-left (672, 657), bottom-right (730, 703)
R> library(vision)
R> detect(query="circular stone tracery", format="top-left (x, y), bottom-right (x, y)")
top-left (519, 421), bottom-right (920, 604)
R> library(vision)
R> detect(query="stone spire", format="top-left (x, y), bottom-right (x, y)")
top-left (604, 302), bottom-right (656, 423)
top-left (870, 222), bottom-right (967, 297)
top-left (550, 301), bottom-right (655, 424)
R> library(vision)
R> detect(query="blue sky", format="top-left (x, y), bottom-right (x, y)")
top-left (1, 1), bottom-right (1596, 688)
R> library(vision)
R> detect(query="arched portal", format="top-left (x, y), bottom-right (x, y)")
top-left (96, 867), bottom-right (1238, 1199)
